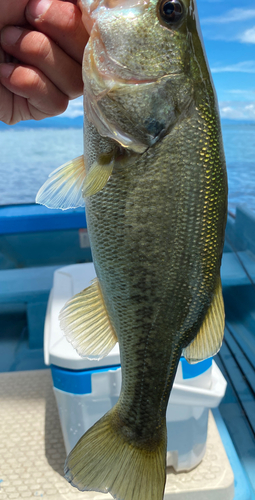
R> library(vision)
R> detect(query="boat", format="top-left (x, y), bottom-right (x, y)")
top-left (0, 202), bottom-right (255, 499)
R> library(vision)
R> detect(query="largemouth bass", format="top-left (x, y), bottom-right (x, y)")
top-left (37, 0), bottom-right (227, 498)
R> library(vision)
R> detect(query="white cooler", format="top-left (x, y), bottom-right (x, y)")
top-left (44, 263), bottom-right (227, 472)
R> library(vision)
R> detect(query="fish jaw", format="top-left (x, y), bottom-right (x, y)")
top-left (80, 4), bottom-right (162, 152)
top-left (82, 30), bottom-right (159, 153)
top-left (82, 42), bottom-right (188, 153)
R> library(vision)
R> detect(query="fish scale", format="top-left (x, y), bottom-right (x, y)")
top-left (84, 105), bottom-right (225, 435)
top-left (37, 0), bottom-right (227, 498)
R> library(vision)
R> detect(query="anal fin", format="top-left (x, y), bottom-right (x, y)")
top-left (59, 278), bottom-right (118, 359)
top-left (183, 277), bottom-right (225, 364)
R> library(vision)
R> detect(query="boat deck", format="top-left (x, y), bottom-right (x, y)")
top-left (0, 369), bottom-right (244, 500)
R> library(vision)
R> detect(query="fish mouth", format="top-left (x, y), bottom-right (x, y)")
top-left (79, 0), bottom-right (150, 38)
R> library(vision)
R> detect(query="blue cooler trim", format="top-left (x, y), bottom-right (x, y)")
top-left (51, 358), bottom-right (211, 394)
top-left (181, 357), bottom-right (212, 379)
top-left (51, 364), bottom-right (121, 395)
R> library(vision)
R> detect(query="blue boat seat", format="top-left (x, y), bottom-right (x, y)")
top-left (0, 265), bottom-right (60, 349)
top-left (221, 251), bottom-right (255, 287)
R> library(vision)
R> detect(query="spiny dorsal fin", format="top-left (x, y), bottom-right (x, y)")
top-left (183, 277), bottom-right (225, 364)
top-left (59, 278), bottom-right (118, 360)
top-left (36, 155), bottom-right (85, 209)
top-left (82, 154), bottom-right (114, 197)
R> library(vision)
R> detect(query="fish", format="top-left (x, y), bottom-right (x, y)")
top-left (36, 0), bottom-right (228, 498)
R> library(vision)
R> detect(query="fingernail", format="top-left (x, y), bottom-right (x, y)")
top-left (0, 63), bottom-right (14, 79)
top-left (1, 27), bottom-right (23, 46)
top-left (27, 0), bottom-right (52, 20)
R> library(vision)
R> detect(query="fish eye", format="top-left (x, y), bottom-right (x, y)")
top-left (158, 0), bottom-right (184, 25)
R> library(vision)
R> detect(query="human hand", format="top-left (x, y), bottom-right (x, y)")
top-left (0, 0), bottom-right (88, 124)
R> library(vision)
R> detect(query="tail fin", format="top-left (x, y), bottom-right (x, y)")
top-left (64, 407), bottom-right (166, 500)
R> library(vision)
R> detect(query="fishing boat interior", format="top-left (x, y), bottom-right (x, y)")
top-left (0, 202), bottom-right (255, 499)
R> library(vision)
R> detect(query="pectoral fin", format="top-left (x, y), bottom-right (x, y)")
top-left (59, 278), bottom-right (118, 360)
top-left (36, 155), bottom-right (85, 209)
top-left (82, 154), bottom-right (114, 197)
top-left (183, 277), bottom-right (225, 364)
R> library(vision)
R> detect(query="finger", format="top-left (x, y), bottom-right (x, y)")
top-left (26, 0), bottom-right (89, 64)
top-left (0, 0), bottom-right (28, 30)
top-left (1, 26), bottom-right (83, 99)
top-left (0, 63), bottom-right (69, 122)
top-left (0, 81), bottom-right (14, 124)
top-left (0, 47), bottom-right (5, 63)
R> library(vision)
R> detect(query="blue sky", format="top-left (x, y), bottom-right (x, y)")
top-left (63, 0), bottom-right (255, 122)
top-left (197, 0), bottom-right (255, 121)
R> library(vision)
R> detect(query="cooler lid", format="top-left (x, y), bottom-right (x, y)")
top-left (44, 263), bottom-right (120, 370)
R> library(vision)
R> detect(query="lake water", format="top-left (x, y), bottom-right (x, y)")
top-left (0, 123), bottom-right (255, 212)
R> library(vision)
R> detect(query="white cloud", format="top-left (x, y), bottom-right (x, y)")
top-left (228, 89), bottom-right (255, 95)
top-left (211, 61), bottom-right (255, 74)
top-left (219, 101), bottom-right (255, 120)
top-left (239, 26), bottom-right (255, 44)
top-left (202, 8), bottom-right (255, 24)
top-left (245, 104), bottom-right (255, 110)
top-left (61, 96), bottom-right (84, 118)
top-left (201, 10), bottom-right (255, 45)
